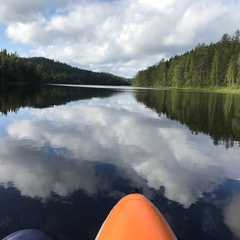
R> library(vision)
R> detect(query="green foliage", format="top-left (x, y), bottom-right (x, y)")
top-left (27, 57), bottom-right (130, 86)
top-left (133, 30), bottom-right (240, 89)
top-left (0, 49), bottom-right (42, 85)
top-left (0, 50), bottom-right (130, 86)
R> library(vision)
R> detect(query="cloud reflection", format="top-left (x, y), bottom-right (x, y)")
top-left (224, 194), bottom-right (240, 239)
top-left (0, 137), bottom-right (109, 198)
top-left (1, 94), bottom-right (240, 207)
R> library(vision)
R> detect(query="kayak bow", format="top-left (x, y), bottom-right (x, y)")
top-left (95, 193), bottom-right (177, 240)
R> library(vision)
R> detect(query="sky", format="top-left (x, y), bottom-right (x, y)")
top-left (0, 0), bottom-right (240, 78)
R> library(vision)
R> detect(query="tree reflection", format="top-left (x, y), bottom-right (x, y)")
top-left (135, 90), bottom-right (240, 148)
top-left (0, 85), bottom-right (117, 115)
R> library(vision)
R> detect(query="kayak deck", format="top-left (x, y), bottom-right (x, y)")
top-left (96, 193), bottom-right (177, 240)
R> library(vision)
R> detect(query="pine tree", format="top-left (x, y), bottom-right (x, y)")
top-left (210, 50), bottom-right (221, 86)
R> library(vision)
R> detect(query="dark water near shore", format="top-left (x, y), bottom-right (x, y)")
top-left (0, 84), bottom-right (240, 240)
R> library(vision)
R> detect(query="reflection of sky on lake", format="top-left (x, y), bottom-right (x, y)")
top-left (0, 92), bottom-right (240, 212)
top-left (224, 193), bottom-right (240, 238)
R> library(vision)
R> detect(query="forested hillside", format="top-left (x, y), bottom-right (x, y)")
top-left (0, 50), bottom-right (130, 86)
top-left (28, 57), bottom-right (130, 85)
top-left (133, 30), bottom-right (240, 89)
top-left (0, 49), bottom-right (42, 84)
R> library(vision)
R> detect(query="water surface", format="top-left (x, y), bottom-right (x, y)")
top-left (0, 85), bottom-right (240, 240)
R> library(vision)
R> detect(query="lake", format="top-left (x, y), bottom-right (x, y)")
top-left (0, 84), bottom-right (240, 240)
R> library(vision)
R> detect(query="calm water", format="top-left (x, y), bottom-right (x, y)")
top-left (0, 85), bottom-right (240, 240)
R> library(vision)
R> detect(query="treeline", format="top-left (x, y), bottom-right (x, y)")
top-left (0, 49), bottom-right (42, 84)
top-left (28, 57), bottom-right (130, 85)
top-left (0, 49), bottom-right (130, 86)
top-left (133, 30), bottom-right (240, 88)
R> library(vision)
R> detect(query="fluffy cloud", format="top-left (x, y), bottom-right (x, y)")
top-left (224, 194), bottom-right (240, 239)
top-left (1, 0), bottom-right (240, 77)
top-left (1, 92), bottom-right (240, 207)
top-left (0, 0), bottom-right (44, 23)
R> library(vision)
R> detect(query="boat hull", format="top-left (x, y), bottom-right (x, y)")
top-left (95, 193), bottom-right (177, 240)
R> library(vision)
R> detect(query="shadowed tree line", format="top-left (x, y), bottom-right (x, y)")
top-left (135, 89), bottom-right (240, 148)
top-left (0, 49), bottom-right (130, 87)
top-left (133, 30), bottom-right (240, 89)
top-left (0, 50), bottom-right (42, 85)
top-left (27, 57), bottom-right (130, 85)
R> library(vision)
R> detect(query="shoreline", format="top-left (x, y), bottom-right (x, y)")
top-left (141, 85), bottom-right (240, 94)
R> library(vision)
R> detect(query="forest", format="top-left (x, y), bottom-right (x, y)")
top-left (0, 50), bottom-right (42, 85)
top-left (28, 57), bottom-right (130, 85)
top-left (133, 30), bottom-right (240, 89)
top-left (0, 50), bottom-right (130, 86)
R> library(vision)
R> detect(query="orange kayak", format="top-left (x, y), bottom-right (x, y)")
top-left (95, 193), bottom-right (177, 240)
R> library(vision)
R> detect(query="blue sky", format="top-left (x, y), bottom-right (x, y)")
top-left (0, 0), bottom-right (240, 77)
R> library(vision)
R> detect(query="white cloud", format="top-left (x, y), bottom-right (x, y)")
top-left (0, 0), bottom-right (68, 23)
top-left (1, 0), bottom-right (240, 77)
top-left (0, 0), bottom-right (44, 23)
top-left (224, 194), bottom-right (240, 239)
top-left (1, 94), bottom-right (240, 207)
top-left (163, 1), bottom-right (231, 46)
